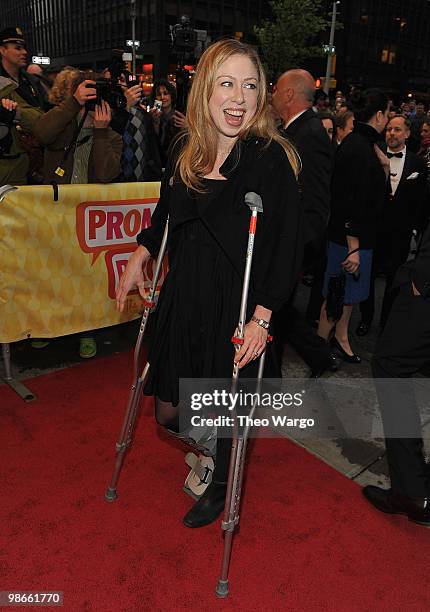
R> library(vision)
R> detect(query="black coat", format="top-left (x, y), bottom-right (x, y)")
top-left (328, 122), bottom-right (387, 249)
top-left (282, 108), bottom-right (332, 251)
top-left (137, 137), bottom-right (304, 312)
top-left (395, 222), bottom-right (430, 299)
top-left (381, 148), bottom-right (428, 236)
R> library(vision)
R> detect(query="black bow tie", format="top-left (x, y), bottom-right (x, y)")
top-left (387, 151), bottom-right (404, 159)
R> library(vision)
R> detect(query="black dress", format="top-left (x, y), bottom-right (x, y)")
top-left (144, 179), bottom-right (263, 406)
top-left (137, 137), bottom-right (304, 407)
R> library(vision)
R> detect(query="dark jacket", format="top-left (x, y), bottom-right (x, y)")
top-left (395, 221), bottom-right (430, 299)
top-left (0, 64), bottom-right (48, 110)
top-left (282, 108), bottom-right (332, 252)
top-left (33, 96), bottom-right (122, 184)
top-left (137, 137), bottom-right (304, 313)
top-left (328, 122), bottom-right (387, 249)
top-left (380, 148), bottom-right (429, 236)
top-left (0, 74), bottom-right (44, 185)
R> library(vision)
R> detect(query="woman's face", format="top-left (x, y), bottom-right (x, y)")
top-left (375, 107), bottom-right (390, 133)
top-left (156, 85), bottom-right (172, 111)
top-left (208, 53), bottom-right (259, 147)
top-left (322, 118), bottom-right (334, 141)
top-left (421, 123), bottom-right (430, 139)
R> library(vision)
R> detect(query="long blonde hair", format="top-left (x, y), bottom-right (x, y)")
top-left (176, 39), bottom-right (300, 191)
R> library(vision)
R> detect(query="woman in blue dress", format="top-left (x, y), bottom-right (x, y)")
top-left (318, 89), bottom-right (390, 362)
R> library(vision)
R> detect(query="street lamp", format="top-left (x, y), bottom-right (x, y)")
top-left (130, 0), bottom-right (137, 74)
top-left (323, 1), bottom-right (340, 95)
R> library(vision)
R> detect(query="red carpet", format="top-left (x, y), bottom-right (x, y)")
top-left (1, 353), bottom-right (430, 611)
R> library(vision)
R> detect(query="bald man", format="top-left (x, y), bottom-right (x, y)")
top-left (272, 70), bottom-right (335, 377)
top-left (273, 69), bottom-right (332, 250)
top-left (26, 63), bottom-right (43, 76)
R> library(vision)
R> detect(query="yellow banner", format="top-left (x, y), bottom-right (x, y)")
top-left (0, 182), bottom-right (165, 343)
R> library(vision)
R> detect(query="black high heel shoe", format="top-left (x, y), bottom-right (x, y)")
top-left (330, 336), bottom-right (361, 364)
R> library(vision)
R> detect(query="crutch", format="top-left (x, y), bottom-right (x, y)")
top-left (105, 218), bottom-right (169, 502)
top-left (216, 192), bottom-right (270, 598)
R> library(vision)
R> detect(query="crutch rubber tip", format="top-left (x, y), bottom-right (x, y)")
top-left (105, 488), bottom-right (118, 502)
top-left (215, 580), bottom-right (229, 598)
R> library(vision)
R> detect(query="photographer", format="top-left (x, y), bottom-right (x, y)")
top-left (149, 79), bottom-right (186, 169)
top-left (33, 67), bottom-right (122, 184)
top-left (32, 67), bottom-right (122, 358)
top-left (107, 70), bottom-right (164, 182)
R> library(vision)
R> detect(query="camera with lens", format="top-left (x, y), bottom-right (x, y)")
top-left (85, 79), bottom-right (127, 112)
top-left (170, 15), bottom-right (197, 54)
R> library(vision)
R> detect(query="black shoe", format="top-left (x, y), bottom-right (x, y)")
top-left (330, 337), bottom-right (361, 363)
top-left (183, 480), bottom-right (227, 528)
top-left (310, 353), bottom-right (338, 378)
top-left (362, 485), bottom-right (430, 527)
top-left (356, 321), bottom-right (370, 336)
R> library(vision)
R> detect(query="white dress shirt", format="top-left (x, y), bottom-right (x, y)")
top-left (388, 146), bottom-right (406, 196)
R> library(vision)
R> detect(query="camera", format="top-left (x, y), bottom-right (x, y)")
top-left (145, 99), bottom-right (162, 113)
top-left (85, 79), bottom-right (127, 112)
top-left (121, 70), bottom-right (138, 89)
top-left (170, 15), bottom-right (197, 53)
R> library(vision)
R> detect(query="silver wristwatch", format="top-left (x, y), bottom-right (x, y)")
top-left (251, 316), bottom-right (270, 330)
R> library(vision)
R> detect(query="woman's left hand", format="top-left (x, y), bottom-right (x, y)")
top-left (234, 320), bottom-right (268, 369)
top-left (173, 110), bottom-right (186, 129)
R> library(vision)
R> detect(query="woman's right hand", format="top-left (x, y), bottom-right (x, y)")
top-left (116, 245), bottom-right (150, 312)
top-left (149, 106), bottom-right (161, 134)
top-left (1, 98), bottom-right (18, 112)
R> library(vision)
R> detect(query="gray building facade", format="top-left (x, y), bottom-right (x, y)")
top-left (3, 0), bottom-right (269, 79)
top-left (3, 1), bottom-right (430, 99)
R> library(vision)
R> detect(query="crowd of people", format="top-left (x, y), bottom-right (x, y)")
top-left (0, 27), bottom-right (186, 190)
top-left (2, 26), bottom-right (430, 528)
top-left (0, 27), bottom-right (186, 358)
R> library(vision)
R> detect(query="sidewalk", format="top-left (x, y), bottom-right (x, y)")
top-left (282, 279), bottom-right (430, 491)
top-left (2, 278), bottom-right (429, 491)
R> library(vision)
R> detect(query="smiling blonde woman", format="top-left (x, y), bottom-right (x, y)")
top-left (116, 38), bottom-right (304, 529)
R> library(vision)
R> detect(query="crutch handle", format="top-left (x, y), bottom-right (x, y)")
top-left (231, 336), bottom-right (244, 345)
top-left (231, 335), bottom-right (273, 344)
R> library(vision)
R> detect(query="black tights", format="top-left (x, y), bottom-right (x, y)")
top-left (154, 397), bottom-right (231, 482)
top-left (155, 398), bottom-right (180, 432)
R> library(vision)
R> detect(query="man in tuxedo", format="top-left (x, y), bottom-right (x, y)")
top-left (363, 221), bottom-right (430, 526)
top-left (272, 69), bottom-right (335, 376)
top-left (357, 115), bottom-right (428, 335)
